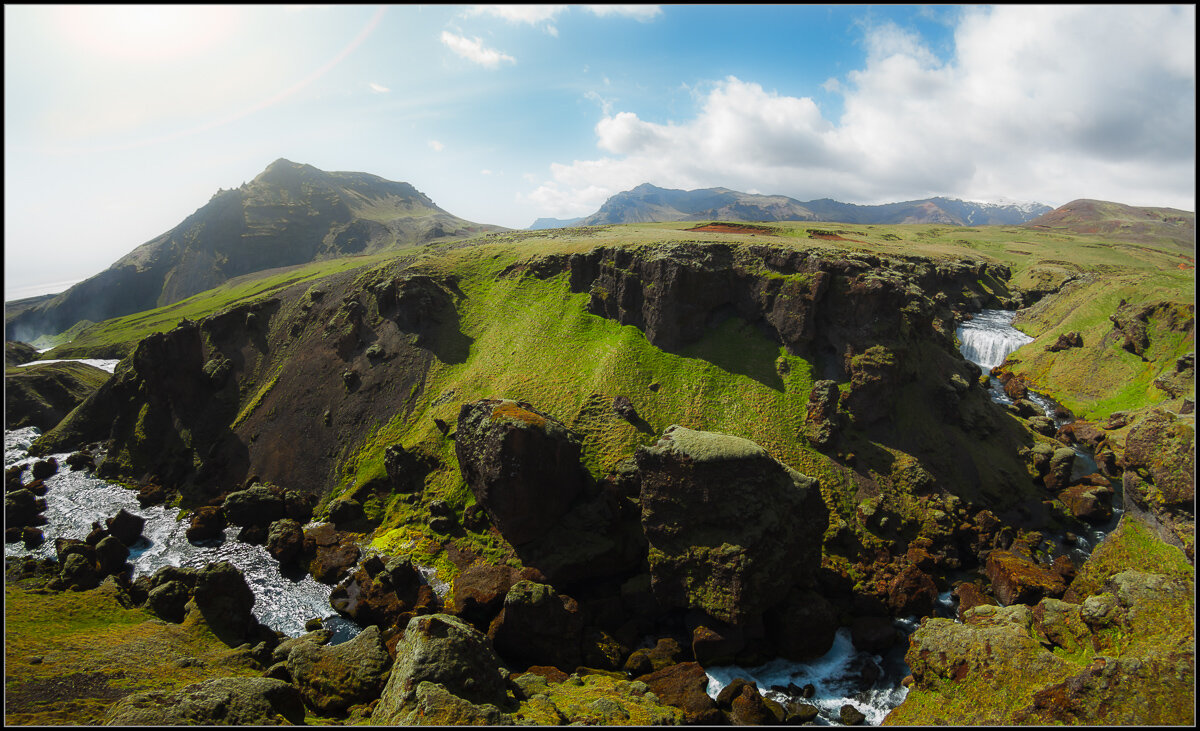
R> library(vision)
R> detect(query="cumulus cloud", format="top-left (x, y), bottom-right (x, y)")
top-left (529, 5), bottom-right (1195, 216)
top-left (440, 31), bottom-right (515, 68)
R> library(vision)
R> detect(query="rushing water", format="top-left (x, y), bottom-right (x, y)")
top-left (957, 309), bottom-right (1124, 563)
top-left (4, 426), bottom-right (361, 641)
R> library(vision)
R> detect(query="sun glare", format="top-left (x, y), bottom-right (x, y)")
top-left (55, 5), bottom-right (240, 62)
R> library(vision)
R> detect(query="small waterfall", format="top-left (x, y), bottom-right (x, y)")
top-left (957, 310), bottom-right (1033, 369)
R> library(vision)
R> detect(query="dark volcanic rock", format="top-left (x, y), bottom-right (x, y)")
top-left (454, 398), bottom-right (585, 546)
top-left (641, 661), bottom-right (725, 725)
top-left (985, 550), bottom-right (1067, 606)
top-left (303, 523), bottom-right (360, 584)
top-left (186, 506), bottom-right (227, 543)
top-left (488, 580), bottom-right (584, 672)
top-left (265, 518), bottom-right (304, 565)
top-left (329, 554), bottom-right (434, 629)
top-left (105, 508), bottom-right (145, 547)
top-left (804, 379), bottom-right (843, 449)
top-left (1045, 331), bottom-right (1083, 352)
top-left (192, 561), bottom-right (260, 644)
top-left (222, 484), bottom-right (286, 528)
top-left (635, 425), bottom-right (827, 625)
top-left (374, 613), bottom-right (511, 725)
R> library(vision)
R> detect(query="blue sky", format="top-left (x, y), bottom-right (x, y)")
top-left (4, 5), bottom-right (1195, 299)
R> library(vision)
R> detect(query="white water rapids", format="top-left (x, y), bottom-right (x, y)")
top-left (4, 426), bottom-right (361, 641)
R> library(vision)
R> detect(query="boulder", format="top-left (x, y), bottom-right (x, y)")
top-left (303, 523), bottom-right (361, 584)
top-left (1058, 483), bottom-right (1114, 522)
top-left (105, 508), bottom-right (145, 547)
top-left (850, 615), bottom-right (897, 654)
top-left (103, 676), bottom-right (305, 726)
top-left (1043, 448), bottom-right (1077, 491)
top-left (31, 458), bottom-right (59, 481)
top-left (5, 488), bottom-right (44, 529)
top-left (985, 550), bottom-right (1067, 606)
top-left (635, 425), bottom-right (827, 625)
top-left (1044, 331), bottom-right (1083, 352)
top-left (447, 563), bottom-right (525, 632)
top-left (186, 506), bottom-right (226, 543)
top-left (192, 561), bottom-right (259, 644)
top-left (454, 399), bottom-right (585, 546)
top-left (888, 565), bottom-right (940, 618)
top-left (488, 580), bottom-right (584, 672)
top-left (222, 484), bottom-right (286, 527)
top-left (641, 661), bottom-right (725, 725)
top-left (374, 613), bottom-right (511, 724)
top-left (286, 624), bottom-right (392, 714)
top-left (265, 518), bottom-right (304, 565)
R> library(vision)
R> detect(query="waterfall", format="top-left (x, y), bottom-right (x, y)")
top-left (956, 310), bottom-right (1033, 369)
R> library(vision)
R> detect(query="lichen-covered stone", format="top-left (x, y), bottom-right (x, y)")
top-left (103, 676), bottom-right (305, 726)
top-left (374, 613), bottom-right (511, 725)
top-left (287, 624), bottom-right (392, 714)
top-left (635, 425), bottom-right (827, 625)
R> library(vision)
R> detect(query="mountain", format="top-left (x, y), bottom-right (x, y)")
top-left (5, 159), bottom-right (506, 342)
top-left (574, 183), bottom-right (1051, 227)
top-left (1023, 199), bottom-right (1195, 251)
top-left (528, 216), bottom-right (584, 230)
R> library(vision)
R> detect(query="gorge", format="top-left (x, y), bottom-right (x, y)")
top-left (4, 173), bottom-right (1194, 726)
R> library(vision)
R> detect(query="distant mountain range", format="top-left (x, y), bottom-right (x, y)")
top-left (6, 159), bottom-right (504, 341)
top-left (529, 184), bottom-right (1053, 229)
top-left (1024, 199), bottom-right (1195, 251)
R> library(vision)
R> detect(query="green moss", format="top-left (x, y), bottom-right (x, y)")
top-left (1067, 515), bottom-right (1193, 601)
top-left (4, 578), bottom-right (261, 726)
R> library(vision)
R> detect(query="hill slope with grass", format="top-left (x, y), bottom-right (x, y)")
top-left (1024, 198), bottom-right (1195, 252)
top-left (4, 159), bottom-right (505, 343)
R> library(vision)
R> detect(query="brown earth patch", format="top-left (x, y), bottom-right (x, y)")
top-left (686, 223), bottom-right (777, 235)
top-left (5, 670), bottom-right (127, 716)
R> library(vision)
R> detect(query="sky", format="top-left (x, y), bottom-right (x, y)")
top-left (4, 4), bottom-right (1196, 300)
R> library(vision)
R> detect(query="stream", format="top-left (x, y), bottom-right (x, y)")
top-left (4, 426), bottom-right (362, 642)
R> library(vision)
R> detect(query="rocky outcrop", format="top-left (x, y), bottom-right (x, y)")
top-left (635, 425), bottom-right (827, 626)
top-left (286, 624), bottom-right (392, 714)
top-left (373, 613), bottom-right (513, 725)
top-left (1153, 352), bottom-right (1195, 398)
top-left (329, 554), bottom-right (437, 629)
top-left (891, 570), bottom-right (1194, 726)
top-left (454, 399), bottom-right (585, 547)
top-left (488, 580), bottom-right (584, 672)
top-left (1121, 408), bottom-right (1195, 555)
top-left (1107, 300), bottom-right (1194, 360)
top-left (102, 677), bottom-right (305, 726)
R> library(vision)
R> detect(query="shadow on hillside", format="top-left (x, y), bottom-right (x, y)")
top-left (674, 309), bottom-right (785, 391)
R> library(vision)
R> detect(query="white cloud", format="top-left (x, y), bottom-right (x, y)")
top-left (529, 5), bottom-right (1195, 217)
top-left (368, 81), bottom-right (389, 93)
top-left (428, 140), bottom-right (444, 152)
top-left (583, 6), bottom-right (662, 22)
top-left (440, 31), bottom-right (515, 68)
top-left (467, 5), bottom-right (567, 25)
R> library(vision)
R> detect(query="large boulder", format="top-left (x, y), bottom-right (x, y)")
top-left (103, 677), bottom-right (305, 726)
top-left (488, 580), bottom-right (584, 672)
top-left (454, 399), bottom-right (585, 546)
top-left (640, 661), bottom-right (725, 725)
top-left (287, 624), bottom-right (392, 714)
top-left (1123, 408), bottom-right (1194, 511)
top-left (192, 561), bottom-right (259, 644)
top-left (374, 613), bottom-right (512, 725)
top-left (984, 550), bottom-right (1067, 606)
top-left (635, 425), bottom-right (827, 625)
top-left (222, 484), bottom-right (287, 528)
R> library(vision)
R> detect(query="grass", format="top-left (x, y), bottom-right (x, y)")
top-left (40, 254), bottom-right (395, 359)
top-left (4, 577), bottom-right (261, 726)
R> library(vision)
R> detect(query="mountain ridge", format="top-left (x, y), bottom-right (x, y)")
top-left (567, 184), bottom-right (1053, 227)
top-left (5, 159), bottom-right (506, 342)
